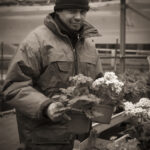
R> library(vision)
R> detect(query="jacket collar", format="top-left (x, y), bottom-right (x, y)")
top-left (44, 13), bottom-right (101, 39)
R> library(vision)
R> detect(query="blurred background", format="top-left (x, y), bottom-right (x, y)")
top-left (0, 1), bottom-right (150, 150)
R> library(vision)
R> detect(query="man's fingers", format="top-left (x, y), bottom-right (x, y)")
top-left (57, 107), bottom-right (71, 113)
top-left (53, 113), bottom-right (71, 121)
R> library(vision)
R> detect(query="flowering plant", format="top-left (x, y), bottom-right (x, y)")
top-left (118, 70), bottom-right (148, 103)
top-left (52, 73), bottom-right (124, 120)
top-left (124, 98), bottom-right (150, 149)
top-left (91, 72), bottom-right (124, 106)
top-left (124, 98), bottom-right (150, 121)
top-left (52, 74), bottom-right (100, 110)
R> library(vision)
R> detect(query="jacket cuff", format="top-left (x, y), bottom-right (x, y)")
top-left (38, 99), bottom-right (53, 119)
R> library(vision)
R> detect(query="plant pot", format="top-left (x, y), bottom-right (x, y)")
top-left (91, 104), bottom-right (114, 124)
top-left (66, 109), bottom-right (91, 134)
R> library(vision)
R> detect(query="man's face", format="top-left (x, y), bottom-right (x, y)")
top-left (57, 9), bottom-right (88, 31)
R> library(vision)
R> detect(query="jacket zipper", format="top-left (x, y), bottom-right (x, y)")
top-left (65, 34), bottom-right (80, 75)
top-left (73, 48), bottom-right (78, 75)
top-left (74, 34), bottom-right (81, 75)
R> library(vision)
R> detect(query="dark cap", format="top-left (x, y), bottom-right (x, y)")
top-left (54, 0), bottom-right (90, 11)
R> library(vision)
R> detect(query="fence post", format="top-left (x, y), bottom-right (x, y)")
top-left (111, 49), bottom-right (116, 68)
top-left (111, 39), bottom-right (118, 72)
top-left (147, 56), bottom-right (150, 72)
top-left (114, 39), bottom-right (119, 72)
top-left (120, 0), bottom-right (126, 73)
top-left (0, 42), bottom-right (4, 111)
top-left (0, 42), bottom-right (4, 85)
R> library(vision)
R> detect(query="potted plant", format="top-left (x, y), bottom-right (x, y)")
top-left (118, 70), bottom-right (148, 103)
top-left (124, 98), bottom-right (150, 149)
top-left (90, 72), bottom-right (124, 123)
top-left (51, 74), bottom-right (98, 134)
top-left (51, 72), bottom-right (124, 133)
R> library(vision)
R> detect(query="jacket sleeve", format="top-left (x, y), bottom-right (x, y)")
top-left (2, 33), bottom-right (52, 119)
top-left (96, 56), bottom-right (103, 75)
top-left (95, 47), bottom-right (103, 76)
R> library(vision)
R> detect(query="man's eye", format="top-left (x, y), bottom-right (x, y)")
top-left (67, 9), bottom-right (76, 13)
top-left (80, 10), bottom-right (87, 15)
top-left (66, 9), bottom-right (87, 15)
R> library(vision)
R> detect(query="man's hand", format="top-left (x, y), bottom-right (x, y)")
top-left (47, 102), bottom-right (71, 122)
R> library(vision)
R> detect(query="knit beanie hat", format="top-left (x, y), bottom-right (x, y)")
top-left (54, 0), bottom-right (90, 11)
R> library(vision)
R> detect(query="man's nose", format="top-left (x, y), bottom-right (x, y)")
top-left (74, 12), bottom-right (82, 20)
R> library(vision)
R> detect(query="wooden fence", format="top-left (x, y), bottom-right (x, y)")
top-left (97, 48), bottom-right (150, 72)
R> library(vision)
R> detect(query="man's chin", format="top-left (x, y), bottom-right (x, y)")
top-left (70, 26), bottom-right (81, 31)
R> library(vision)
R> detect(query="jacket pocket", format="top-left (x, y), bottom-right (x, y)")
top-left (31, 124), bottom-right (74, 144)
top-left (57, 62), bottom-right (72, 73)
top-left (37, 61), bottom-right (73, 92)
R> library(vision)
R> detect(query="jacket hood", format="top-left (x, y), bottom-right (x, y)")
top-left (44, 13), bottom-right (101, 39)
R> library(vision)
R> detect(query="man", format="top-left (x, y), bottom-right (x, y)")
top-left (2, 0), bottom-right (103, 149)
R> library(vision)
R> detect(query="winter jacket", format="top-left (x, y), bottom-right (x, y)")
top-left (2, 13), bottom-right (103, 149)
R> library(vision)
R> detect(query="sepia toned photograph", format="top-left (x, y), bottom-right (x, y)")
top-left (0, 0), bottom-right (150, 150)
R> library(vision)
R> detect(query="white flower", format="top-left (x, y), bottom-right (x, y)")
top-left (104, 72), bottom-right (118, 81)
top-left (135, 98), bottom-right (150, 108)
top-left (147, 109), bottom-right (150, 118)
top-left (92, 72), bottom-right (124, 95)
top-left (124, 100), bottom-right (150, 119)
top-left (69, 74), bottom-right (93, 86)
top-left (124, 102), bottom-right (135, 111)
top-left (111, 80), bottom-right (124, 94)
top-left (134, 107), bottom-right (145, 114)
top-left (92, 78), bottom-right (105, 89)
